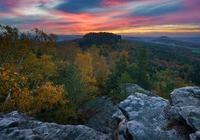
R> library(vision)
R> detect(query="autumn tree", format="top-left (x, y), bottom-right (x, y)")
top-left (56, 41), bottom-right (80, 63)
top-left (74, 52), bottom-right (97, 97)
top-left (87, 46), bottom-right (109, 93)
top-left (0, 25), bottom-right (69, 124)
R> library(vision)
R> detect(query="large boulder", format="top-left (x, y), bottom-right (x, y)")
top-left (170, 86), bottom-right (200, 107)
top-left (0, 111), bottom-right (111, 140)
top-left (114, 92), bottom-right (187, 140)
top-left (113, 86), bottom-right (200, 140)
top-left (169, 86), bottom-right (200, 140)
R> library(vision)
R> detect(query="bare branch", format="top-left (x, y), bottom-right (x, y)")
top-left (18, 54), bottom-right (25, 67)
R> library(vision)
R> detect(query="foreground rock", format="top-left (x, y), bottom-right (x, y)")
top-left (0, 111), bottom-right (111, 140)
top-left (114, 92), bottom-right (187, 140)
top-left (85, 84), bottom-right (156, 139)
top-left (169, 86), bottom-right (200, 140)
top-left (85, 97), bottom-right (118, 139)
top-left (113, 86), bottom-right (200, 140)
top-left (1, 86), bottom-right (200, 140)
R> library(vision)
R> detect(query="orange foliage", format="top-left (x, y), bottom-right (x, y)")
top-left (32, 82), bottom-right (67, 115)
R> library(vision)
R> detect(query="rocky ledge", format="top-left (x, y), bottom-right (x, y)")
top-left (0, 86), bottom-right (200, 140)
top-left (0, 111), bottom-right (111, 140)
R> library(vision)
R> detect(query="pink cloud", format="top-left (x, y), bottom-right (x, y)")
top-left (100, 0), bottom-right (129, 7)
top-left (183, 0), bottom-right (200, 10)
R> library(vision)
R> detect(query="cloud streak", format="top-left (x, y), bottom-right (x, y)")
top-left (0, 0), bottom-right (199, 36)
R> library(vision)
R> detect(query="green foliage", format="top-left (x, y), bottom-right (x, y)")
top-left (105, 55), bottom-right (133, 94)
top-left (117, 71), bottom-right (133, 94)
top-left (135, 47), bottom-right (151, 90)
top-left (58, 64), bottom-right (88, 106)
top-left (152, 68), bottom-right (193, 99)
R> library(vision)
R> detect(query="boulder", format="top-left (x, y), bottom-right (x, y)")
top-left (0, 111), bottom-right (111, 140)
top-left (170, 86), bottom-right (200, 107)
top-left (114, 92), bottom-right (188, 140)
top-left (169, 86), bottom-right (200, 139)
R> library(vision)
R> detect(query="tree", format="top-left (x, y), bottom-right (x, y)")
top-left (105, 54), bottom-right (132, 94)
top-left (0, 25), bottom-right (69, 123)
top-left (58, 65), bottom-right (88, 106)
top-left (74, 52), bottom-right (97, 97)
top-left (87, 46), bottom-right (109, 93)
top-left (56, 41), bottom-right (80, 63)
top-left (135, 47), bottom-right (151, 89)
top-left (152, 68), bottom-right (193, 99)
top-left (117, 71), bottom-right (133, 94)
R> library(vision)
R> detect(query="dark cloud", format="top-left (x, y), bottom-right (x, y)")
top-left (55, 22), bottom-right (79, 25)
top-left (0, 5), bottom-right (9, 12)
top-left (55, 0), bottom-right (102, 13)
top-left (0, 17), bottom-right (42, 25)
top-left (0, 1), bottom-right (20, 9)
top-left (132, 1), bottom-right (184, 16)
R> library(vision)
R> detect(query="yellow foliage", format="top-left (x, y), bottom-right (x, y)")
top-left (74, 52), bottom-right (98, 97)
top-left (74, 52), bottom-right (96, 85)
top-left (32, 82), bottom-right (67, 115)
top-left (87, 46), bottom-right (109, 89)
top-left (22, 52), bottom-right (57, 87)
top-left (2, 81), bottom-right (68, 116)
top-left (3, 88), bottom-right (32, 113)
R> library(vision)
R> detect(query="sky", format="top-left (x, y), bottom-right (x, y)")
top-left (0, 0), bottom-right (200, 36)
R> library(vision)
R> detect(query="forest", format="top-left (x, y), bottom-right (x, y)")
top-left (0, 25), bottom-right (200, 124)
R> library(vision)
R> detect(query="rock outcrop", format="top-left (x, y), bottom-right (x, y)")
top-left (114, 86), bottom-right (200, 140)
top-left (169, 86), bottom-right (200, 140)
top-left (85, 84), bottom-right (156, 139)
top-left (114, 93), bottom-right (186, 140)
top-left (0, 111), bottom-right (111, 140)
top-left (85, 97), bottom-right (118, 139)
top-left (1, 86), bottom-right (200, 140)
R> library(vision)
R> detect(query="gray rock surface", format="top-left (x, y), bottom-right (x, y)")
top-left (115, 92), bottom-right (186, 140)
top-left (0, 111), bottom-right (111, 140)
top-left (124, 84), bottom-right (157, 97)
top-left (169, 86), bottom-right (200, 140)
top-left (170, 86), bottom-right (200, 107)
top-left (190, 131), bottom-right (200, 140)
top-left (85, 97), bottom-right (118, 139)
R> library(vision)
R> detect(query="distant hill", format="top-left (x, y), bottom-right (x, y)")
top-left (73, 32), bottom-right (122, 50)
top-left (151, 36), bottom-right (200, 48)
top-left (151, 36), bottom-right (171, 42)
top-left (173, 37), bottom-right (200, 45)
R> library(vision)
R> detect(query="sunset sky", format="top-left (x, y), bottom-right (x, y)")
top-left (0, 0), bottom-right (200, 36)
